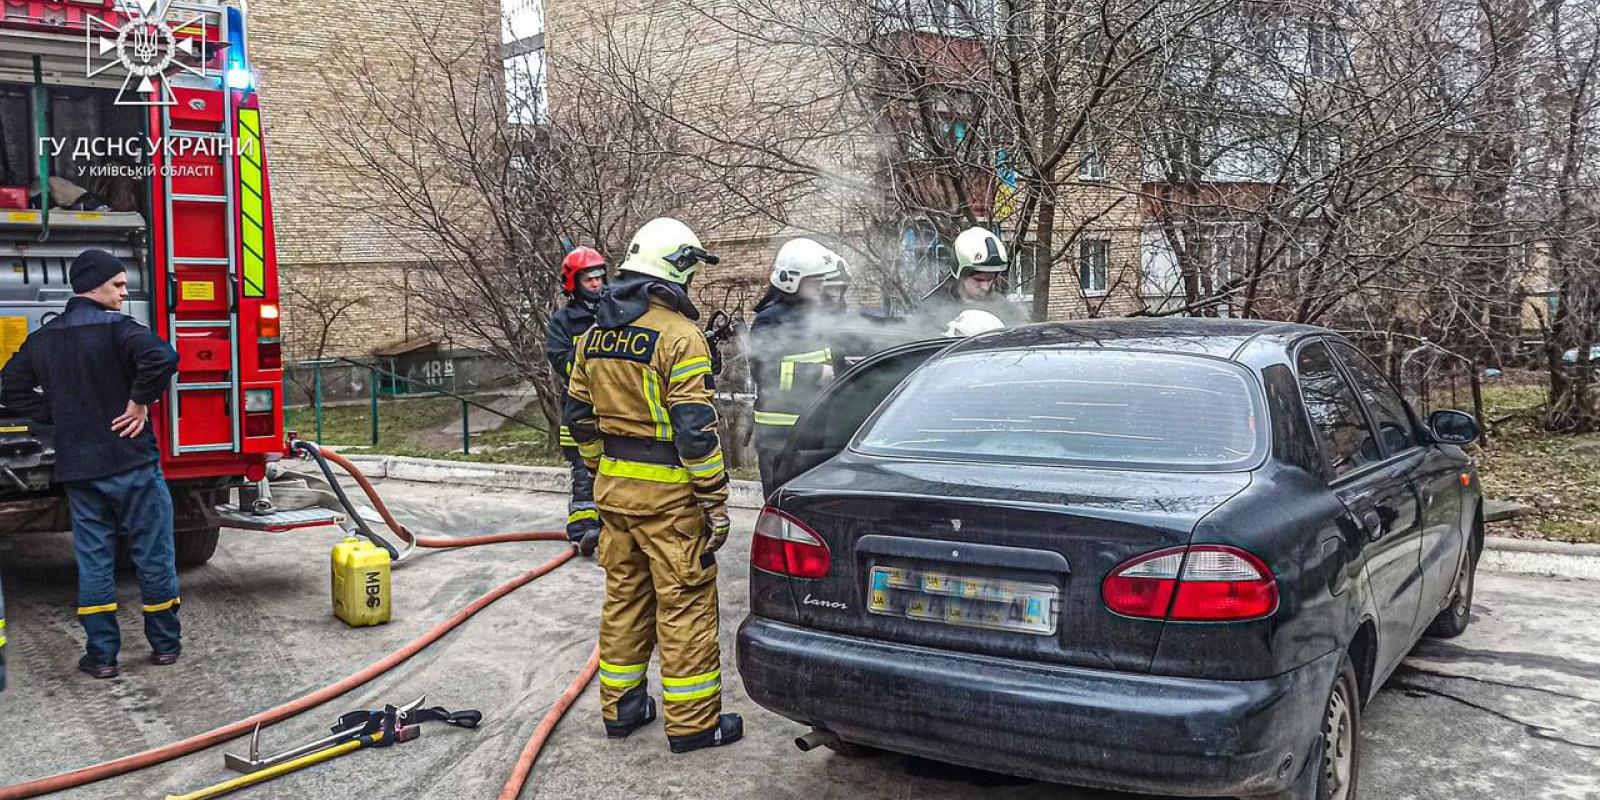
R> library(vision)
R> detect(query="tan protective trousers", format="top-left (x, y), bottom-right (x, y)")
top-left (596, 503), bottom-right (722, 738)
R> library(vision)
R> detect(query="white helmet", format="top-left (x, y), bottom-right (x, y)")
top-left (943, 309), bottom-right (1006, 338)
top-left (952, 226), bottom-right (1008, 278)
top-left (769, 237), bottom-right (848, 294)
top-left (621, 217), bottom-right (719, 285)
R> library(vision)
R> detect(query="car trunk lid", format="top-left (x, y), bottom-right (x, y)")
top-left (772, 453), bottom-right (1252, 673)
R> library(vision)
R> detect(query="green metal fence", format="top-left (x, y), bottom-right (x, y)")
top-left (285, 358), bottom-right (540, 455)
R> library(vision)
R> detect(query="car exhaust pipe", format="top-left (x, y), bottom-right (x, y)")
top-left (794, 728), bottom-right (840, 753)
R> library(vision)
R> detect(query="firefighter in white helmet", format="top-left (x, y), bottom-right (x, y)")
top-left (562, 217), bottom-right (743, 753)
top-left (747, 238), bottom-right (850, 497)
top-left (919, 226), bottom-right (1026, 332)
top-left (943, 309), bottom-right (1007, 338)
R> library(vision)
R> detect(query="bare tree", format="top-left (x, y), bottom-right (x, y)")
top-left (308, 5), bottom-right (742, 437)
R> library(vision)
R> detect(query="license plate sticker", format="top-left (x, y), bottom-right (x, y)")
top-left (868, 566), bottom-right (1057, 636)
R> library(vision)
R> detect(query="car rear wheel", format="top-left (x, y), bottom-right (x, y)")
top-left (1257, 655), bottom-right (1360, 800)
top-left (1425, 547), bottom-right (1477, 639)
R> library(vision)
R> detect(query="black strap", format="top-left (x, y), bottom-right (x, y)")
top-left (603, 435), bottom-right (680, 466)
top-left (410, 706), bottom-right (482, 729)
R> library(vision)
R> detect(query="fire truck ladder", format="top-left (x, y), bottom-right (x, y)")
top-left (162, 11), bottom-right (241, 456)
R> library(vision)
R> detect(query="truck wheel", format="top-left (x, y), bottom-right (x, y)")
top-left (1426, 546), bottom-right (1477, 639)
top-left (173, 523), bottom-right (220, 568)
top-left (170, 485), bottom-right (225, 569)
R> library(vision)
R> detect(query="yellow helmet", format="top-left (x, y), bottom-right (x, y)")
top-left (621, 217), bottom-right (720, 285)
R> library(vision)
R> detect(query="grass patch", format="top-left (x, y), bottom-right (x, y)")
top-left (287, 396), bottom-right (469, 450)
top-left (1474, 376), bottom-right (1600, 544)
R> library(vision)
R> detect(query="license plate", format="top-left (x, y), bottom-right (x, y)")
top-left (869, 566), bottom-right (1057, 636)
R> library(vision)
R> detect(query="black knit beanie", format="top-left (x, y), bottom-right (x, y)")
top-left (70, 249), bottom-right (125, 294)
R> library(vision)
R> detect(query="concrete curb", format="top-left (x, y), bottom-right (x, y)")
top-left (337, 454), bottom-right (1598, 580)
top-left (341, 454), bottom-right (767, 510)
top-left (1480, 536), bottom-right (1600, 581)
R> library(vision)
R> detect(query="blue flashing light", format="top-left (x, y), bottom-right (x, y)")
top-left (225, 7), bottom-right (254, 91)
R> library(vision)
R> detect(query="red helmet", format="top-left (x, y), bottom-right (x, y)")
top-left (561, 247), bottom-right (608, 292)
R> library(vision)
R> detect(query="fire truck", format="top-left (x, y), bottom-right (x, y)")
top-left (0, 0), bottom-right (305, 566)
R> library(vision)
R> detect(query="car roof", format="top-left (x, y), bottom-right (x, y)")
top-left (945, 317), bottom-right (1330, 360)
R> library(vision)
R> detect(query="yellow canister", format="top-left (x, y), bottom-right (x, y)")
top-left (331, 537), bottom-right (391, 627)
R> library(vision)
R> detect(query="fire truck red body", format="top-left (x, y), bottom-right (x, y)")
top-left (0, 0), bottom-right (287, 564)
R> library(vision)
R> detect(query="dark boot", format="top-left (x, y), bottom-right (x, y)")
top-left (605, 685), bottom-right (657, 739)
top-left (669, 714), bottom-right (744, 754)
top-left (151, 648), bottom-right (181, 666)
top-left (78, 655), bottom-right (119, 679)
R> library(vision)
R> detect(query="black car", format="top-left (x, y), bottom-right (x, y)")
top-left (737, 319), bottom-right (1483, 800)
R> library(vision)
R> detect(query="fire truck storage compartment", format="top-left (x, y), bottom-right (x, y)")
top-left (0, 82), bottom-right (154, 368)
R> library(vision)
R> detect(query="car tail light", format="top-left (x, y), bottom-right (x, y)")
top-left (1103, 545), bottom-right (1278, 621)
top-left (751, 507), bottom-right (831, 579)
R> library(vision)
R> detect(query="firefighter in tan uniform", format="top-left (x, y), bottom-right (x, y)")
top-left (563, 217), bottom-right (743, 753)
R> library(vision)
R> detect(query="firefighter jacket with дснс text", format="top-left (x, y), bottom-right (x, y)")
top-left (563, 277), bottom-right (729, 516)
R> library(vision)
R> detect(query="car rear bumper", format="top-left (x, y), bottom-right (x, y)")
top-left (737, 616), bottom-right (1341, 797)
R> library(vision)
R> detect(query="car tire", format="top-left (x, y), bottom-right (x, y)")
top-left (1425, 546), bottom-right (1477, 639)
top-left (1257, 654), bottom-right (1360, 800)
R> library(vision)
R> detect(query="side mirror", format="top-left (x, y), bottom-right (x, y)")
top-left (1428, 410), bottom-right (1480, 446)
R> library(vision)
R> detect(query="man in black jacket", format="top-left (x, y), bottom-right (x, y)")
top-left (0, 249), bottom-right (180, 679)
top-left (545, 246), bottom-right (608, 555)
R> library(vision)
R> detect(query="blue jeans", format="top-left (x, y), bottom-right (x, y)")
top-left (65, 463), bottom-right (181, 665)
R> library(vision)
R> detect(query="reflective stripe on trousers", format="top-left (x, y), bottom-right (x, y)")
top-left (598, 659), bottom-right (647, 689)
top-left (662, 668), bottom-right (722, 702)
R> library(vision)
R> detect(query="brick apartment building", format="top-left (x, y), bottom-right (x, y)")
top-left (250, 0), bottom-right (498, 359)
top-left (539, 0), bottom-right (1153, 324)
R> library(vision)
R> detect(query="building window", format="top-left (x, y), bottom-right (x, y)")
top-left (883, 0), bottom-right (997, 36)
top-left (1079, 238), bottom-right (1109, 295)
top-left (1079, 143), bottom-right (1107, 180)
top-left (504, 50), bottom-right (546, 125)
top-left (1009, 238), bottom-right (1040, 300)
top-left (503, 0), bottom-right (546, 124)
top-left (1307, 22), bottom-right (1347, 79)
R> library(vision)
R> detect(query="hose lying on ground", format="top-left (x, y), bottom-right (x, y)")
top-left (0, 448), bottom-right (588, 800)
top-left (305, 442), bottom-right (564, 551)
top-left (499, 645), bottom-right (601, 800)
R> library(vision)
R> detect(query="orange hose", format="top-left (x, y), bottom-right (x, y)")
top-left (0, 545), bottom-right (575, 800)
top-left (320, 449), bottom-right (567, 549)
top-left (498, 645), bottom-right (600, 800)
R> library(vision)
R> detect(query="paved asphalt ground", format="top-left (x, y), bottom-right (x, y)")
top-left (1, 479), bottom-right (1597, 799)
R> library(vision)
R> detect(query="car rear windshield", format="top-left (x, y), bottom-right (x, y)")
top-left (855, 349), bottom-right (1266, 470)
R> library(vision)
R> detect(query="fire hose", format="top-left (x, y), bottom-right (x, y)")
top-left (0, 447), bottom-right (600, 800)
